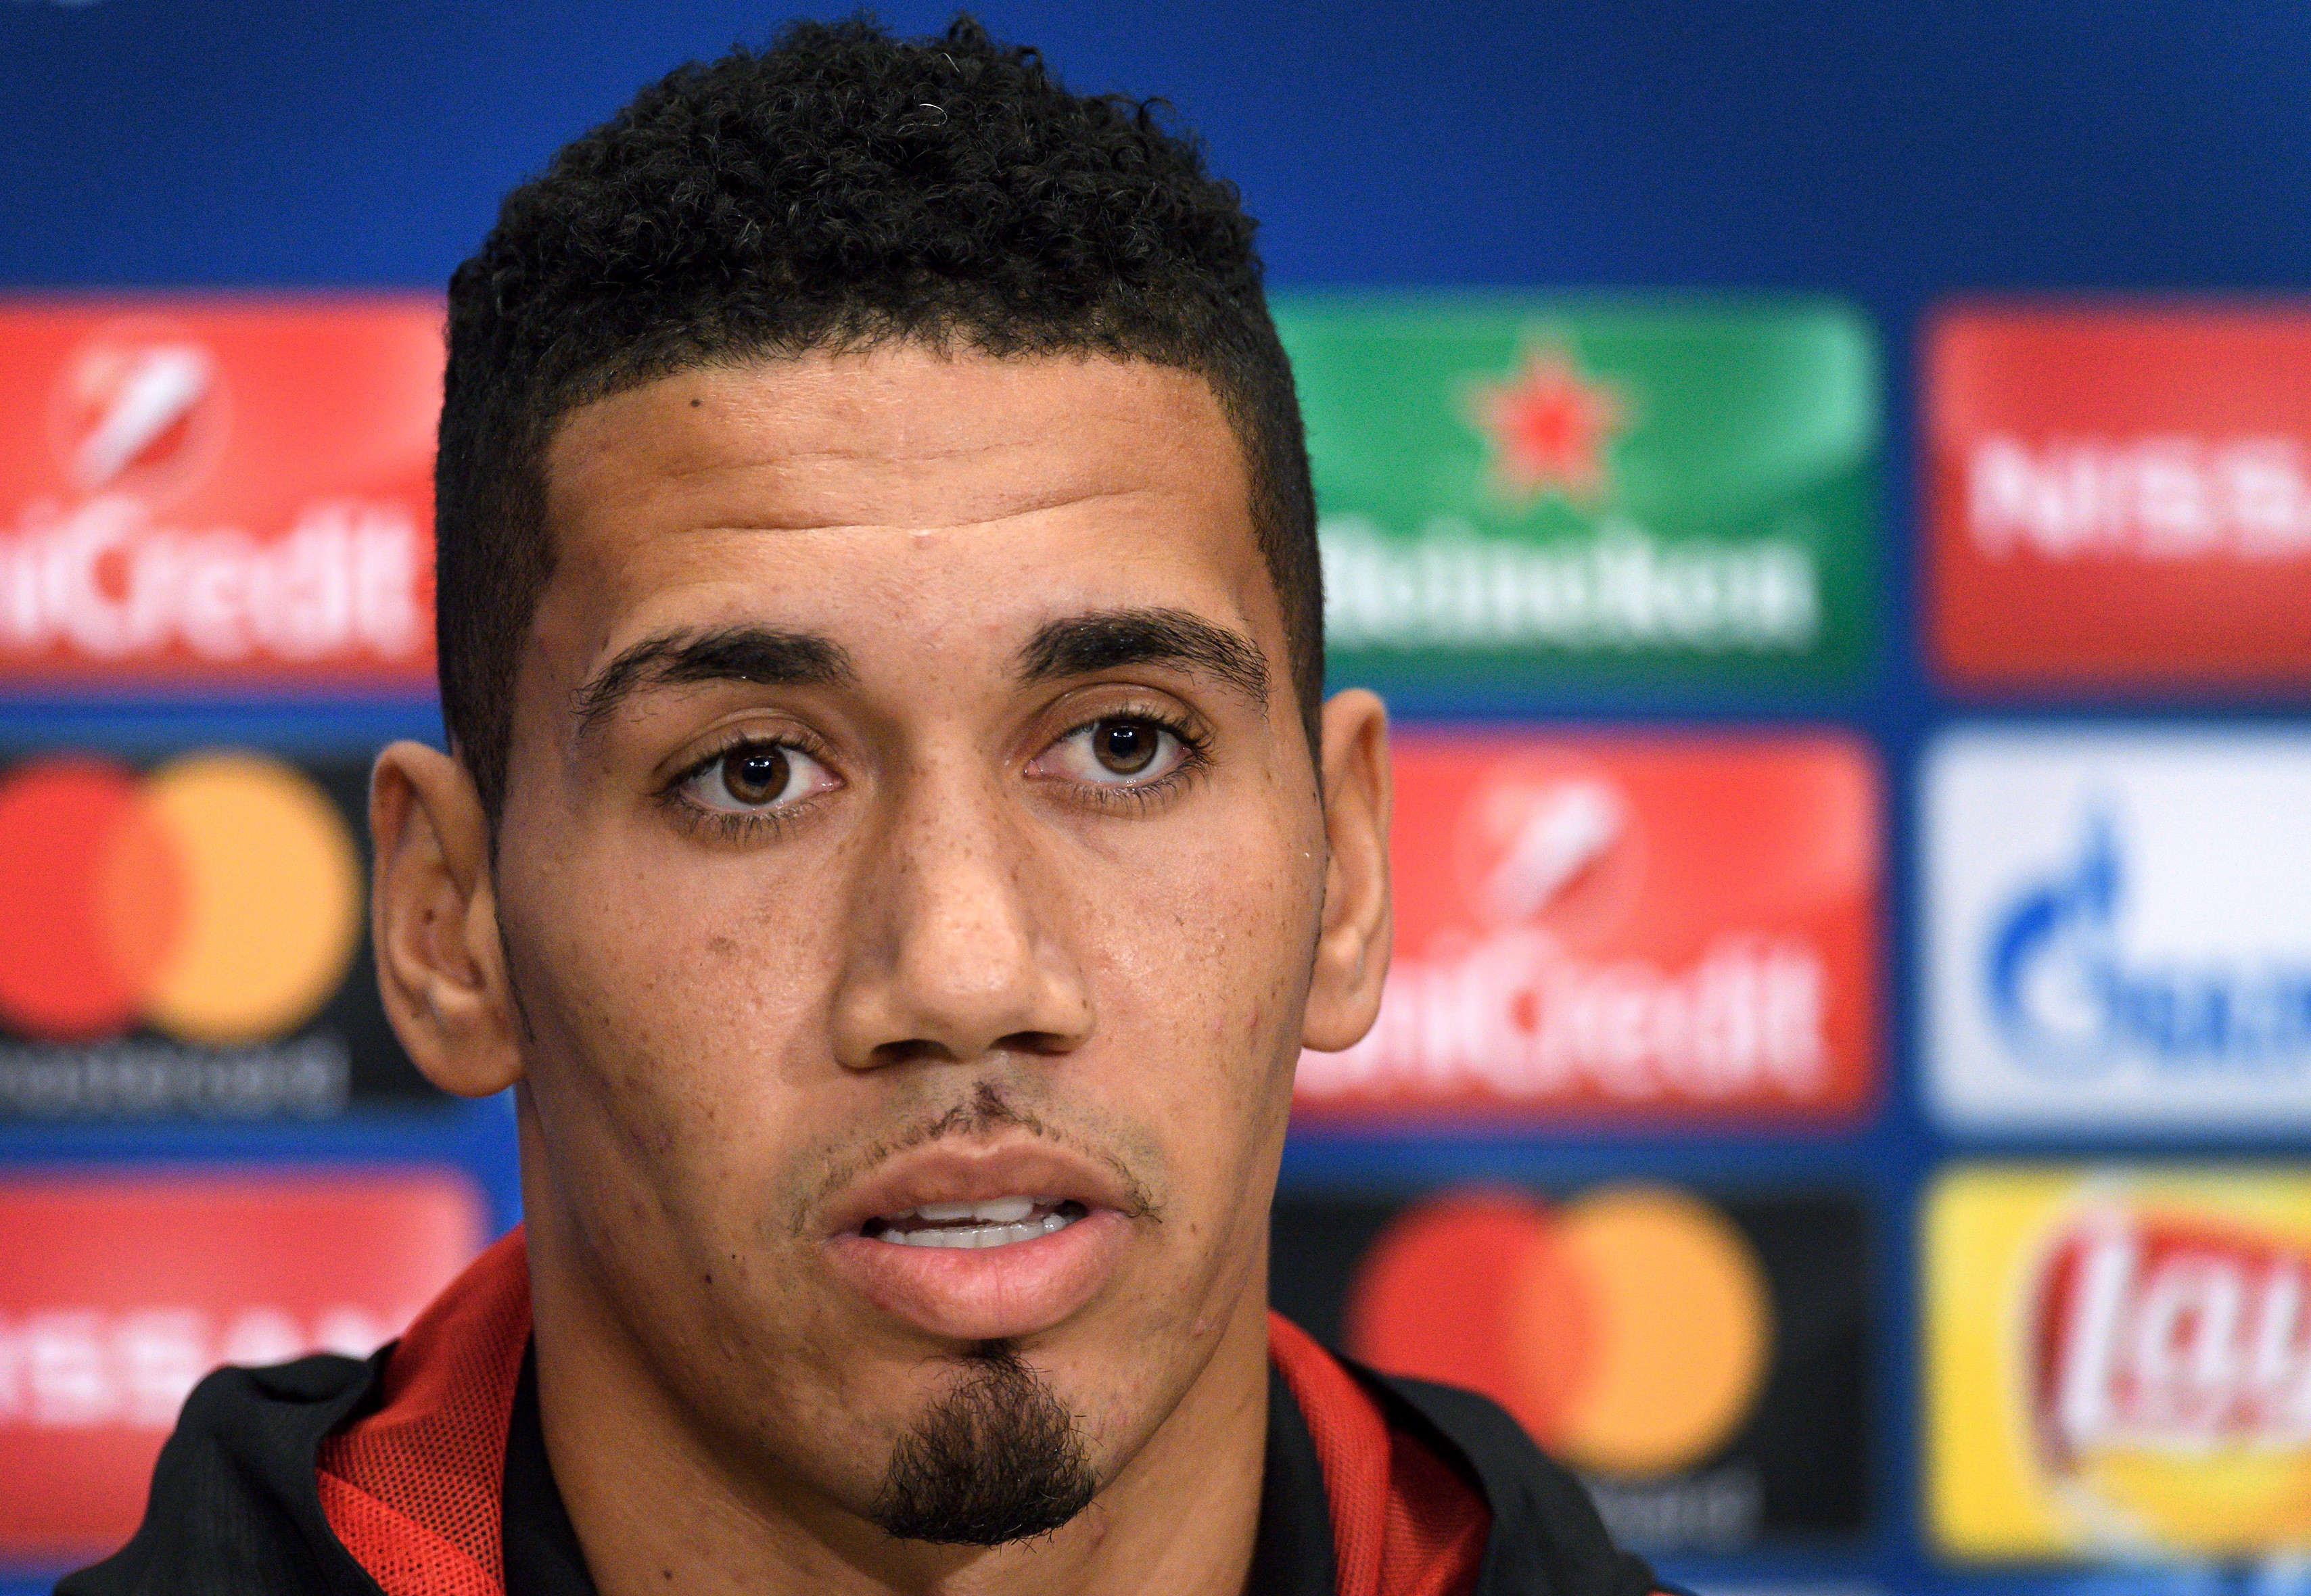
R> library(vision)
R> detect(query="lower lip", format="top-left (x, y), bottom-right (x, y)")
top-left (822, 1210), bottom-right (1131, 1342)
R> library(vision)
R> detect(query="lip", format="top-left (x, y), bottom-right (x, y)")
top-left (819, 1140), bottom-right (1142, 1343)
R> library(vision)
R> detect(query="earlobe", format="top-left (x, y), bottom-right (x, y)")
top-left (369, 741), bottom-right (526, 1098)
top-left (1301, 688), bottom-right (1393, 1053)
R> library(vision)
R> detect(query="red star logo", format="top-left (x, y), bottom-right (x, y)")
top-left (1470, 348), bottom-right (1626, 504)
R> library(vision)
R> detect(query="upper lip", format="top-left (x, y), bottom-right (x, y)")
top-left (820, 1137), bottom-right (1141, 1240)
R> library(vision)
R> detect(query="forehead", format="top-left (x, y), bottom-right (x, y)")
top-left (536, 348), bottom-right (1269, 667)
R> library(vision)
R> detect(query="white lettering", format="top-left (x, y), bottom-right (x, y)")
top-left (1320, 517), bottom-right (1819, 653)
top-left (0, 496), bottom-right (429, 667)
top-left (1969, 434), bottom-right (2311, 561)
top-left (0, 1302), bottom-right (409, 1431)
top-left (2042, 1218), bottom-right (2311, 1458)
top-left (1298, 931), bottom-right (1830, 1106)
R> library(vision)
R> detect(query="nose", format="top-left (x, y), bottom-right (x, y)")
top-left (827, 757), bottom-right (1094, 1071)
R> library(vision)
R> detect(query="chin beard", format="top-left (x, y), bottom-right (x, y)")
top-left (869, 1342), bottom-right (1098, 1546)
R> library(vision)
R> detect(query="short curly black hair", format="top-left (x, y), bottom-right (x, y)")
top-left (436, 14), bottom-right (1321, 824)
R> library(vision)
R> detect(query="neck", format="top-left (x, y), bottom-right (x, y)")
top-left (524, 1188), bottom-right (1271, 1595)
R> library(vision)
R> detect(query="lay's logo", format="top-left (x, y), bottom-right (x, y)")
top-left (2033, 1212), bottom-right (2311, 1466)
top-left (0, 300), bottom-right (440, 688)
top-left (1928, 1166), bottom-right (2311, 1559)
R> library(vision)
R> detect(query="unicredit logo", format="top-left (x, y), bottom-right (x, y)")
top-left (0, 752), bottom-right (362, 1046)
top-left (2034, 1207), bottom-right (2311, 1463)
top-left (20, 319), bottom-right (413, 661)
top-left (1300, 753), bottom-right (1836, 1110)
top-left (0, 301), bottom-right (442, 686)
top-left (1987, 814), bottom-right (2311, 1077)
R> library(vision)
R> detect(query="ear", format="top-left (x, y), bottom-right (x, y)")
top-left (1301, 688), bottom-right (1392, 1052)
top-left (369, 740), bottom-right (525, 1097)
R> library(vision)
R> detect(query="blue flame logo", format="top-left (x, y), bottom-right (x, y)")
top-left (1986, 813), bottom-right (2311, 1079)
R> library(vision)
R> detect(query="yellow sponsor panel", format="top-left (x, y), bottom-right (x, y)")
top-left (1927, 1165), bottom-right (2311, 1559)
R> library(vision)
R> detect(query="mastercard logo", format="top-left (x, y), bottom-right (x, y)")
top-left (1346, 1185), bottom-right (1774, 1478)
top-left (0, 752), bottom-right (363, 1045)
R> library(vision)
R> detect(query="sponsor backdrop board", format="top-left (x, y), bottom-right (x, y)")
top-left (1925, 1165), bottom-right (2311, 1560)
top-left (0, 743), bottom-right (448, 1119)
top-left (1298, 728), bottom-right (1880, 1125)
top-left (1273, 1181), bottom-right (1869, 1557)
top-left (1278, 300), bottom-right (1879, 691)
top-left (0, 302), bottom-right (440, 693)
top-left (10, 9), bottom-right (2311, 1592)
top-left (1923, 728), bottom-right (2311, 1133)
top-left (0, 1171), bottom-right (484, 1564)
top-left (1926, 306), bottom-right (2311, 690)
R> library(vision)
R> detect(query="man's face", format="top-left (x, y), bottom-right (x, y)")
top-left (494, 348), bottom-right (1331, 1532)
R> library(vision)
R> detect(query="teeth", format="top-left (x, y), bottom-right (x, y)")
top-left (879, 1209), bottom-right (1079, 1249)
top-left (912, 1196), bottom-right (1037, 1225)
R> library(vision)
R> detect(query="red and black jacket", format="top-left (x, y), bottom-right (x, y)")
top-left (61, 1231), bottom-right (1675, 1596)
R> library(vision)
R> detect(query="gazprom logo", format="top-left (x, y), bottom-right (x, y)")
top-left (1984, 810), bottom-right (2311, 1080)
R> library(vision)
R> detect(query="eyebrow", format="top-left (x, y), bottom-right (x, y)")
top-left (573, 626), bottom-right (856, 736)
top-left (1017, 607), bottom-right (1270, 705)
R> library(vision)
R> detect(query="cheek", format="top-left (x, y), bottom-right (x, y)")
top-left (1077, 807), bottom-right (1314, 1142)
top-left (505, 835), bottom-right (837, 1205)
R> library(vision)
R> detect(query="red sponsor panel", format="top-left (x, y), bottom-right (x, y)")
top-left (0, 299), bottom-right (440, 688)
top-left (0, 1172), bottom-right (484, 1566)
top-left (1294, 730), bottom-right (1878, 1123)
top-left (1926, 304), bottom-right (2311, 687)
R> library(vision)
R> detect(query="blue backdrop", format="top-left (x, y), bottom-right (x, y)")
top-left (7, 3), bottom-right (2311, 1593)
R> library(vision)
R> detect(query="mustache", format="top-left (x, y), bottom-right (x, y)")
top-left (791, 1081), bottom-right (1161, 1236)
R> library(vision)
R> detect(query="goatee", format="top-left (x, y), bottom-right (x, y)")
top-left (869, 1342), bottom-right (1098, 1545)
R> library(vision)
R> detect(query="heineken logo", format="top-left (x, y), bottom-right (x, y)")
top-left (1277, 298), bottom-right (1877, 680)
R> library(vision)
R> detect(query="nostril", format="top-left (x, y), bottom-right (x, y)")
top-left (866, 1037), bottom-right (966, 1068)
top-left (861, 1031), bottom-right (1075, 1069)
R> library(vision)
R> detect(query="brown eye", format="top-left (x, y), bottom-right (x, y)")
top-left (1034, 713), bottom-right (1192, 794)
top-left (675, 738), bottom-right (837, 825)
top-left (720, 745), bottom-right (791, 804)
top-left (1093, 720), bottom-right (1160, 776)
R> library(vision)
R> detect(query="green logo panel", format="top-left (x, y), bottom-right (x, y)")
top-left (1275, 297), bottom-right (1880, 690)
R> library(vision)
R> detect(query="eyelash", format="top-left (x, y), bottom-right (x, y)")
top-left (1051, 703), bottom-right (1212, 813)
top-left (658, 729), bottom-right (835, 844)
